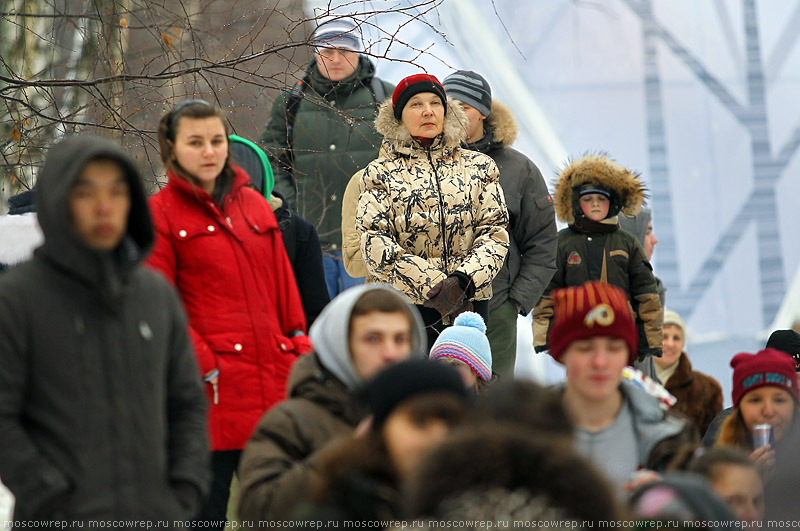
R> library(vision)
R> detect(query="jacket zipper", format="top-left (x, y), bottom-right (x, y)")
top-left (425, 147), bottom-right (450, 273)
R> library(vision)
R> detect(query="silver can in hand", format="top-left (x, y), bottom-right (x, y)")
top-left (752, 423), bottom-right (773, 448)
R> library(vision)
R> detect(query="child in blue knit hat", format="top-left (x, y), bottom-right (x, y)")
top-left (429, 312), bottom-right (494, 393)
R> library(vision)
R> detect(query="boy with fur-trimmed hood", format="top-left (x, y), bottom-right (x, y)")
top-left (532, 154), bottom-right (663, 362)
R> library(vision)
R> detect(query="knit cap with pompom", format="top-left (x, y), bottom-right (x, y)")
top-left (429, 312), bottom-right (492, 382)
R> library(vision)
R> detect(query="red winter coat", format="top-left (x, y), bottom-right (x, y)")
top-left (146, 167), bottom-right (311, 450)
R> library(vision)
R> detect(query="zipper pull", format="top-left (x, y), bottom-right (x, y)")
top-left (225, 216), bottom-right (232, 228)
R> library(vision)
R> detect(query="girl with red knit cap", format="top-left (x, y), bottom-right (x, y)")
top-left (354, 74), bottom-right (509, 345)
top-left (715, 348), bottom-right (799, 479)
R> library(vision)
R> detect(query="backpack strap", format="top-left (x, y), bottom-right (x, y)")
top-left (285, 74), bottom-right (386, 154)
top-left (370, 76), bottom-right (387, 103)
top-left (284, 78), bottom-right (307, 169)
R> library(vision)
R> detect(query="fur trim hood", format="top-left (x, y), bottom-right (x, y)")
top-left (554, 154), bottom-right (645, 224)
top-left (407, 425), bottom-right (620, 522)
top-left (485, 99), bottom-right (518, 147)
top-left (374, 96), bottom-right (469, 153)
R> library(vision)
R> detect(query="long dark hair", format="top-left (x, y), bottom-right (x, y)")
top-left (157, 99), bottom-right (235, 204)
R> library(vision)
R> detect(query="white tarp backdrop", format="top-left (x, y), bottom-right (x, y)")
top-left (305, 0), bottom-right (800, 403)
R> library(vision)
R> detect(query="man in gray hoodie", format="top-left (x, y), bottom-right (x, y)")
top-left (618, 208), bottom-right (665, 379)
top-left (237, 284), bottom-right (425, 522)
top-left (0, 135), bottom-right (209, 522)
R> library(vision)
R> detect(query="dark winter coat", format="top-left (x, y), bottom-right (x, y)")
top-left (0, 135), bottom-right (209, 521)
top-left (147, 167), bottom-right (311, 451)
top-left (407, 425), bottom-right (621, 524)
top-left (618, 208), bottom-right (667, 307)
top-left (301, 435), bottom-right (403, 523)
top-left (237, 353), bottom-right (365, 522)
top-left (355, 98), bottom-right (509, 304)
top-left (533, 155), bottom-right (662, 360)
top-left (261, 57), bottom-right (394, 249)
top-left (270, 190), bottom-right (329, 327)
top-left (464, 101), bottom-right (557, 314)
top-left (702, 407), bottom-right (733, 447)
top-left (662, 353), bottom-right (723, 437)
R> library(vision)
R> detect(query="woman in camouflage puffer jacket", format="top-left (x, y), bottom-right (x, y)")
top-left (354, 74), bottom-right (509, 341)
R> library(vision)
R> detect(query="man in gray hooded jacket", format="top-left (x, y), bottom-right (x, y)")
top-left (237, 284), bottom-right (425, 522)
top-left (0, 135), bottom-right (209, 522)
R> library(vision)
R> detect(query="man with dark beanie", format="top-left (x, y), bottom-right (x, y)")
top-left (442, 70), bottom-right (557, 379)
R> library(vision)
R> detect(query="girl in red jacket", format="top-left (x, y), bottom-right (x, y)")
top-left (147, 99), bottom-right (311, 527)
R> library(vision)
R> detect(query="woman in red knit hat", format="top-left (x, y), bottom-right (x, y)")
top-left (354, 74), bottom-right (509, 346)
top-left (715, 348), bottom-right (799, 479)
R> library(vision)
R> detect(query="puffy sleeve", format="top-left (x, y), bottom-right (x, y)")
top-left (454, 154), bottom-right (509, 293)
top-left (356, 162), bottom-right (448, 301)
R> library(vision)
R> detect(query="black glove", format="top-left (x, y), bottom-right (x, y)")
top-left (172, 481), bottom-right (203, 519)
top-left (424, 276), bottom-right (469, 317)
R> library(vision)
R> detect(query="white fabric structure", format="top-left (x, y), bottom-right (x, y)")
top-left (305, 1), bottom-right (800, 400)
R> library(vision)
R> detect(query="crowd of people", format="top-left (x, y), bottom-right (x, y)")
top-left (1, 15), bottom-right (799, 530)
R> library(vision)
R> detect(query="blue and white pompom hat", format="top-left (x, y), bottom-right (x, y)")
top-left (311, 18), bottom-right (363, 52)
top-left (429, 312), bottom-right (492, 382)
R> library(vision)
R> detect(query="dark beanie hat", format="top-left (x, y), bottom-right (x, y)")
top-left (361, 359), bottom-right (469, 426)
top-left (391, 74), bottom-right (447, 121)
top-left (442, 70), bottom-right (492, 118)
top-left (730, 348), bottom-right (799, 407)
top-left (766, 329), bottom-right (800, 371)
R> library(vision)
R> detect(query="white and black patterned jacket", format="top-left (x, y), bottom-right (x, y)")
top-left (355, 98), bottom-right (509, 304)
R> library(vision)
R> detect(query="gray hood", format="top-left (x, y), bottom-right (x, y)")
top-left (309, 284), bottom-right (427, 390)
top-left (35, 135), bottom-right (153, 307)
top-left (618, 208), bottom-right (652, 246)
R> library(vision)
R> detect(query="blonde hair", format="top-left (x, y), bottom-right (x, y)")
top-left (714, 408), bottom-right (750, 450)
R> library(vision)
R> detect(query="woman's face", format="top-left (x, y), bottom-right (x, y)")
top-left (440, 359), bottom-right (478, 389)
top-left (382, 405), bottom-right (450, 479)
top-left (739, 386), bottom-right (796, 442)
top-left (401, 92), bottom-right (445, 139)
top-left (172, 116), bottom-right (228, 194)
top-left (657, 324), bottom-right (684, 369)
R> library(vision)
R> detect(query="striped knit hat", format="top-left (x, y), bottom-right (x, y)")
top-left (442, 70), bottom-right (492, 117)
top-left (430, 312), bottom-right (492, 382)
top-left (549, 281), bottom-right (638, 364)
top-left (311, 17), bottom-right (363, 52)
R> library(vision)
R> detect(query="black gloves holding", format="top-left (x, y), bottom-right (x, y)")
top-left (423, 274), bottom-right (474, 318)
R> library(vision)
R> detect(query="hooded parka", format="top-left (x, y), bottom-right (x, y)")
top-left (355, 98), bottom-right (509, 304)
top-left (237, 284), bottom-right (426, 522)
top-left (262, 57), bottom-right (394, 249)
top-left (463, 100), bottom-right (557, 314)
top-left (0, 135), bottom-right (209, 521)
top-left (147, 166), bottom-right (311, 451)
top-left (532, 155), bottom-right (663, 361)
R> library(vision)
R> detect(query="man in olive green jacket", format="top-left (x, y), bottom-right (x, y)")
top-left (261, 18), bottom-right (394, 298)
